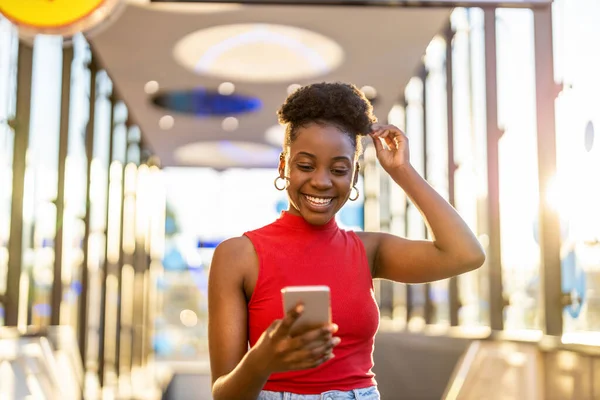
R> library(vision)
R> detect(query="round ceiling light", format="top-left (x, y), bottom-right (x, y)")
top-left (152, 88), bottom-right (261, 116)
top-left (174, 140), bottom-right (280, 168)
top-left (173, 24), bottom-right (344, 83)
top-left (222, 117), bottom-right (239, 132)
top-left (218, 82), bottom-right (235, 96)
top-left (159, 115), bottom-right (175, 130)
top-left (145, 80), bottom-right (159, 94)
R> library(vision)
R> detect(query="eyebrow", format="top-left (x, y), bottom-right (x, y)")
top-left (295, 151), bottom-right (352, 163)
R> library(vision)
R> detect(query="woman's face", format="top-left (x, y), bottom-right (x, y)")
top-left (281, 123), bottom-right (358, 226)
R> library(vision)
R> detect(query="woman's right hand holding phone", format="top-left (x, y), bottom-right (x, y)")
top-left (250, 303), bottom-right (341, 374)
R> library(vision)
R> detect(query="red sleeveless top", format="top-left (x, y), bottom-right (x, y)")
top-left (244, 211), bottom-right (379, 394)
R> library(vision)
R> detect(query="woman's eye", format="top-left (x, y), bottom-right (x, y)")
top-left (332, 169), bottom-right (349, 175)
top-left (297, 164), bottom-right (313, 171)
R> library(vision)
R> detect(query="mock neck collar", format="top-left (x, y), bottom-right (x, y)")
top-left (277, 211), bottom-right (339, 232)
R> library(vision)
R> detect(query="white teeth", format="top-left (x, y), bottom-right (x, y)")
top-left (305, 195), bottom-right (332, 206)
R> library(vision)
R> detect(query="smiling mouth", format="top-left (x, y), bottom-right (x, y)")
top-left (303, 194), bottom-right (334, 207)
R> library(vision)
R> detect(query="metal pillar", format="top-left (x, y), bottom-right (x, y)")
top-left (99, 94), bottom-right (116, 385)
top-left (484, 8), bottom-right (505, 331)
top-left (378, 170), bottom-right (394, 319)
top-left (403, 98), bottom-right (414, 324)
top-left (6, 42), bottom-right (33, 327)
top-left (51, 46), bottom-right (74, 326)
top-left (445, 25), bottom-right (461, 327)
top-left (104, 107), bottom-right (127, 384)
top-left (132, 216), bottom-right (147, 370)
top-left (421, 65), bottom-right (434, 324)
top-left (533, 6), bottom-right (562, 336)
top-left (79, 61), bottom-right (98, 363)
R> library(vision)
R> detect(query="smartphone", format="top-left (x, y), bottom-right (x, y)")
top-left (281, 285), bottom-right (331, 336)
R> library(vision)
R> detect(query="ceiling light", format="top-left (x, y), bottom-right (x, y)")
top-left (174, 140), bottom-right (280, 168)
top-left (287, 84), bottom-right (301, 95)
top-left (361, 85), bottom-right (377, 100)
top-left (222, 117), bottom-right (239, 131)
top-left (159, 115), bottom-right (174, 130)
top-left (218, 82), bottom-right (235, 96)
top-left (144, 80), bottom-right (159, 94)
top-left (173, 24), bottom-right (344, 83)
top-left (152, 88), bottom-right (261, 116)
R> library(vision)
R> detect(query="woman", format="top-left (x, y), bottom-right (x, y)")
top-left (208, 82), bottom-right (485, 400)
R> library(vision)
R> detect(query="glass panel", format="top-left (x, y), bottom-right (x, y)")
top-left (404, 77), bottom-right (428, 330)
top-left (26, 34), bottom-right (64, 328)
top-left (102, 101), bottom-right (128, 387)
top-left (553, 0), bottom-right (600, 339)
top-left (387, 104), bottom-right (408, 325)
top-left (453, 8), bottom-right (490, 328)
top-left (61, 34), bottom-right (92, 330)
top-left (424, 36), bottom-right (450, 326)
top-left (85, 69), bottom-right (113, 375)
top-left (0, 16), bottom-right (18, 326)
top-left (495, 8), bottom-right (540, 331)
top-left (468, 8), bottom-right (491, 328)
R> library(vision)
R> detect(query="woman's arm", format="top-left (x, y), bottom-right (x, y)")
top-left (363, 124), bottom-right (485, 283)
top-left (208, 237), bottom-right (268, 400)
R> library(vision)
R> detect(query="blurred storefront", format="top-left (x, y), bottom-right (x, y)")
top-left (0, 19), bottom-right (166, 398)
top-left (365, 0), bottom-right (599, 352)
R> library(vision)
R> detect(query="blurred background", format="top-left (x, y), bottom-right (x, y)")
top-left (0, 0), bottom-right (599, 399)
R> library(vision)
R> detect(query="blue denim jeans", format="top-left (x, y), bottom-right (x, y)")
top-left (257, 386), bottom-right (380, 400)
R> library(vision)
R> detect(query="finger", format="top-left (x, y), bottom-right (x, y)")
top-left (370, 123), bottom-right (383, 132)
top-left (272, 303), bottom-right (304, 339)
top-left (383, 124), bottom-right (404, 135)
top-left (371, 123), bottom-right (403, 133)
top-left (297, 334), bottom-right (331, 352)
top-left (370, 134), bottom-right (385, 153)
top-left (374, 129), bottom-right (390, 138)
top-left (309, 336), bottom-right (341, 357)
top-left (373, 130), bottom-right (394, 151)
top-left (289, 324), bottom-right (335, 350)
top-left (383, 135), bottom-right (397, 150)
top-left (378, 128), bottom-right (404, 139)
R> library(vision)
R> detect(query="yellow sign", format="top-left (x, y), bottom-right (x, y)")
top-left (0, 0), bottom-right (122, 37)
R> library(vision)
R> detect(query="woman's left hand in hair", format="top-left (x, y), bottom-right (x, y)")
top-left (369, 124), bottom-right (411, 172)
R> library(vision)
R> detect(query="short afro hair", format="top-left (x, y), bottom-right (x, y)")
top-left (277, 82), bottom-right (377, 158)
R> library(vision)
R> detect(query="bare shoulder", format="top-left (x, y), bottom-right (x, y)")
top-left (210, 235), bottom-right (259, 300)
top-left (354, 230), bottom-right (380, 250)
top-left (214, 235), bottom-right (256, 258)
top-left (211, 235), bottom-right (258, 275)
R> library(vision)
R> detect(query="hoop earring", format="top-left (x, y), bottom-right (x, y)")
top-left (349, 186), bottom-right (359, 201)
top-left (274, 176), bottom-right (289, 191)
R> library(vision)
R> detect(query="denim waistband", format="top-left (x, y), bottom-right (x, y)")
top-left (257, 385), bottom-right (380, 400)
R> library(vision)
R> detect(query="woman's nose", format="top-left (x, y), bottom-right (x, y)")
top-left (311, 168), bottom-right (333, 189)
